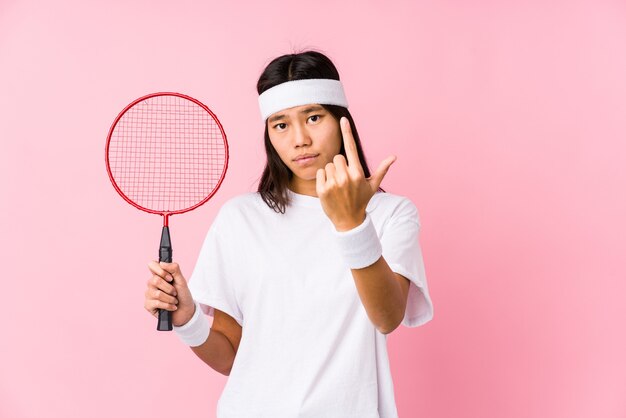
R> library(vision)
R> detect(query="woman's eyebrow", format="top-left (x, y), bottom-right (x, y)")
top-left (299, 105), bottom-right (324, 114)
top-left (268, 113), bottom-right (285, 123)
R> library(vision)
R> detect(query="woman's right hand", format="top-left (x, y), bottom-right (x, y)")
top-left (145, 261), bottom-right (196, 327)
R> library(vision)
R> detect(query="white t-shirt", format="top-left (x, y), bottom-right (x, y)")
top-left (188, 189), bottom-right (434, 418)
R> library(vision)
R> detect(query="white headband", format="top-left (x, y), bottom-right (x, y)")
top-left (258, 78), bottom-right (349, 122)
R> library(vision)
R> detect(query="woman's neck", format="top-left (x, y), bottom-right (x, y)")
top-left (289, 178), bottom-right (318, 197)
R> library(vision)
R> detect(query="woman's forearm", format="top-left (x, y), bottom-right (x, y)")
top-left (350, 256), bottom-right (410, 335)
top-left (191, 329), bottom-right (237, 376)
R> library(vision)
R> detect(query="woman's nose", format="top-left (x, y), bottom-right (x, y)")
top-left (293, 124), bottom-right (311, 147)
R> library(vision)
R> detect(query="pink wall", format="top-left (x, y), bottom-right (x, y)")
top-left (1, 1), bottom-right (625, 417)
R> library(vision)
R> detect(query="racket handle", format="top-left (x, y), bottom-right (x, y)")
top-left (157, 226), bottom-right (173, 331)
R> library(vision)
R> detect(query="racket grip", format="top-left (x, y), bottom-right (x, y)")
top-left (157, 226), bottom-right (173, 331)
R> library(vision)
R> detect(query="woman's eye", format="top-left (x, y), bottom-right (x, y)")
top-left (274, 123), bottom-right (287, 130)
top-left (308, 115), bottom-right (321, 123)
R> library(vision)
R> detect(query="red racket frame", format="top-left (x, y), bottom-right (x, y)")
top-left (105, 92), bottom-right (229, 226)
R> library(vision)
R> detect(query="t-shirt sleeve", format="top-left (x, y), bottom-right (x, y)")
top-left (380, 198), bottom-right (434, 328)
top-left (187, 208), bottom-right (244, 327)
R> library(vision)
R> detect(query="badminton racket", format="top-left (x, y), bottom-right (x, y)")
top-left (105, 92), bottom-right (228, 331)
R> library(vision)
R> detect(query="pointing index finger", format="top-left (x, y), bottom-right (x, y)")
top-left (340, 117), bottom-right (363, 174)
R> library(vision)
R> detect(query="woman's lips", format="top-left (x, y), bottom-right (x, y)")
top-left (293, 154), bottom-right (319, 166)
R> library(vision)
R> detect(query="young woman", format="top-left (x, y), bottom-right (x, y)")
top-left (144, 50), bottom-right (434, 418)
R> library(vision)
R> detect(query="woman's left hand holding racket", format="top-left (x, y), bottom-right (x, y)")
top-left (144, 261), bottom-right (196, 327)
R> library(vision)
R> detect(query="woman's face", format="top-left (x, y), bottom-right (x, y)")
top-left (267, 104), bottom-right (342, 195)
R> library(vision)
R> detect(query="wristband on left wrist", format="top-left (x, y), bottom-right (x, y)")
top-left (332, 212), bottom-right (382, 269)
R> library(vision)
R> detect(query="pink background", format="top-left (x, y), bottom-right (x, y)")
top-left (1, 1), bottom-right (625, 417)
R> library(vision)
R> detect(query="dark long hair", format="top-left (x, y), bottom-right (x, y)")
top-left (257, 51), bottom-right (376, 213)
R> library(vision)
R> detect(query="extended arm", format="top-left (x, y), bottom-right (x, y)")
top-left (350, 256), bottom-right (410, 334)
top-left (315, 117), bottom-right (411, 335)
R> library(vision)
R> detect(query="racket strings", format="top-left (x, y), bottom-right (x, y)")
top-left (108, 95), bottom-right (226, 212)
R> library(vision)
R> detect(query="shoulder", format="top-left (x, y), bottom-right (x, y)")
top-left (205, 193), bottom-right (264, 238)
top-left (368, 191), bottom-right (421, 226)
top-left (221, 192), bottom-right (263, 210)
top-left (214, 192), bottom-right (268, 223)
top-left (368, 191), bottom-right (418, 213)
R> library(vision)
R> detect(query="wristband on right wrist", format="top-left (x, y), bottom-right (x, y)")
top-left (173, 301), bottom-right (210, 347)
